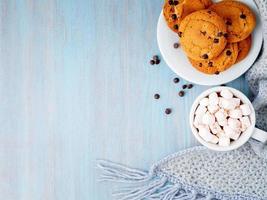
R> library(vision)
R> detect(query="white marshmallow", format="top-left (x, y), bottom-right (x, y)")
top-left (218, 119), bottom-right (228, 126)
top-left (209, 92), bottom-right (219, 106)
top-left (199, 98), bottom-right (209, 107)
top-left (232, 98), bottom-right (241, 107)
top-left (240, 116), bottom-right (251, 132)
top-left (227, 118), bottom-right (241, 130)
top-left (216, 131), bottom-right (226, 138)
top-left (195, 105), bottom-right (207, 116)
top-left (224, 125), bottom-right (241, 140)
top-left (210, 135), bottom-right (219, 144)
top-left (215, 109), bottom-right (227, 121)
top-left (209, 122), bottom-right (222, 134)
top-left (207, 105), bottom-right (219, 114)
top-left (220, 89), bottom-right (233, 99)
top-left (220, 98), bottom-right (236, 110)
top-left (218, 135), bottom-right (230, 146)
top-left (240, 104), bottom-right (251, 116)
top-left (202, 112), bottom-right (215, 125)
top-left (229, 108), bottom-right (243, 119)
top-left (198, 126), bottom-right (213, 142)
top-left (193, 114), bottom-right (204, 128)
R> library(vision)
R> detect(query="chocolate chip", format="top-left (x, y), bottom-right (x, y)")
top-left (215, 71), bottom-right (220, 75)
top-left (168, 0), bottom-right (173, 5)
top-left (182, 84), bottom-right (187, 89)
top-left (173, 77), bottom-right (180, 83)
top-left (202, 54), bottom-right (208, 59)
top-left (150, 60), bottom-right (155, 65)
top-left (200, 31), bottom-right (206, 35)
top-left (173, 0), bottom-right (179, 5)
top-left (224, 33), bottom-right (228, 38)
top-left (226, 50), bottom-right (232, 56)
top-left (187, 84), bottom-right (193, 89)
top-left (173, 24), bottom-right (179, 30)
top-left (213, 38), bottom-right (219, 43)
top-left (154, 94), bottom-right (160, 99)
top-left (172, 14), bottom-right (177, 20)
top-left (155, 59), bottom-right (160, 64)
top-left (240, 14), bottom-right (246, 19)
top-left (226, 20), bottom-right (232, 25)
top-left (178, 90), bottom-right (185, 97)
top-left (173, 43), bottom-right (179, 48)
top-left (153, 55), bottom-right (159, 60)
top-left (199, 63), bottom-right (202, 67)
top-left (165, 108), bottom-right (172, 114)
top-left (217, 32), bottom-right (223, 37)
top-left (178, 32), bottom-right (182, 37)
top-left (207, 10), bottom-right (212, 14)
top-left (208, 62), bottom-right (213, 67)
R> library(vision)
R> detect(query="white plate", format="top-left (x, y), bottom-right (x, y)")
top-left (157, 0), bottom-right (263, 85)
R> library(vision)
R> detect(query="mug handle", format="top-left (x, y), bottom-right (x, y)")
top-left (251, 128), bottom-right (267, 143)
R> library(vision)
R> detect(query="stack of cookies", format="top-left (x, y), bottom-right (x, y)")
top-left (163, 0), bottom-right (256, 75)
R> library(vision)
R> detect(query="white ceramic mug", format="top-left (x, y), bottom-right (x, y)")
top-left (189, 86), bottom-right (267, 151)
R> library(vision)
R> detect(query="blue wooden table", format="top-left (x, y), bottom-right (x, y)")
top-left (0, 1), bottom-right (251, 199)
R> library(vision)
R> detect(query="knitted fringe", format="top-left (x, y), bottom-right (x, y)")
top-left (97, 160), bottom-right (213, 200)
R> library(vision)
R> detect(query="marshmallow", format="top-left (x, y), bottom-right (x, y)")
top-left (210, 135), bottom-right (219, 144)
top-left (228, 118), bottom-right (241, 130)
top-left (224, 125), bottom-right (241, 140)
top-left (220, 89), bottom-right (233, 99)
top-left (218, 135), bottom-right (230, 146)
top-left (232, 98), bottom-right (241, 107)
top-left (220, 98), bottom-right (236, 110)
top-left (240, 104), bottom-right (251, 116)
top-left (215, 109), bottom-right (227, 121)
top-left (195, 105), bottom-right (207, 115)
top-left (229, 108), bottom-right (243, 119)
top-left (240, 116), bottom-right (251, 132)
top-left (207, 105), bottom-right (219, 114)
top-left (198, 126), bottom-right (214, 142)
top-left (209, 92), bottom-right (219, 106)
top-left (202, 112), bottom-right (215, 125)
top-left (209, 122), bottom-right (222, 134)
top-left (199, 98), bottom-right (209, 107)
top-left (193, 114), bottom-right (204, 128)
top-left (216, 131), bottom-right (225, 138)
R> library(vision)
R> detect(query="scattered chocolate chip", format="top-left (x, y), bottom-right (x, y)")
top-left (154, 94), bottom-right (160, 99)
top-left (226, 50), bottom-right (232, 56)
top-left (153, 55), bottom-right (159, 61)
top-left (178, 32), bottom-right (182, 37)
top-left (173, 0), bottom-right (179, 5)
top-left (240, 14), bottom-right (246, 19)
top-left (226, 20), bottom-right (232, 25)
top-left (208, 62), bottom-right (213, 67)
top-left (215, 71), bottom-right (220, 75)
top-left (224, 33), bottom-right (228, 38)
top-left (172, 14), bottom-right (177, 20)
top-left (168, 0), bottom-right (173, 5)
top-left (150, 60), bottom-right (155, 65)
top-left (173, 43), bottom-right (179, 48)
top-left (217, 32), bottom-right (223, 37)
top-left (202, 54), bottom-right (208, 59)
top-left (200, 31), bottom-right (206, 36)
top-left (165, 108), bottom-right (172, 114)
top-left (182, 84), bottom-right (187, 89)
top-left (173, 24), bottom-right (179, 30)
top-left (178, 90), bottom-right (185, 97)
top-left (207, 10), bottom-right (212, 14)
top-left (155, 59), bottom-right (160, 64)
top-left (187, 84), bottom-right (193, 89)
top-left (173, 77), bottom-right (180, 83)
top-left (199, 63), bottom-right (203, 67)
top-left (213, 38), bottom-right (219, 43)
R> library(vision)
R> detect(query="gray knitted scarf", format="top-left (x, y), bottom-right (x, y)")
top-left (97, 0), bottom-right (267, 199)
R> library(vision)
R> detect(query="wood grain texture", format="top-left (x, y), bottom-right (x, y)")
top-left (0, 0), bottom-right (251, 199)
